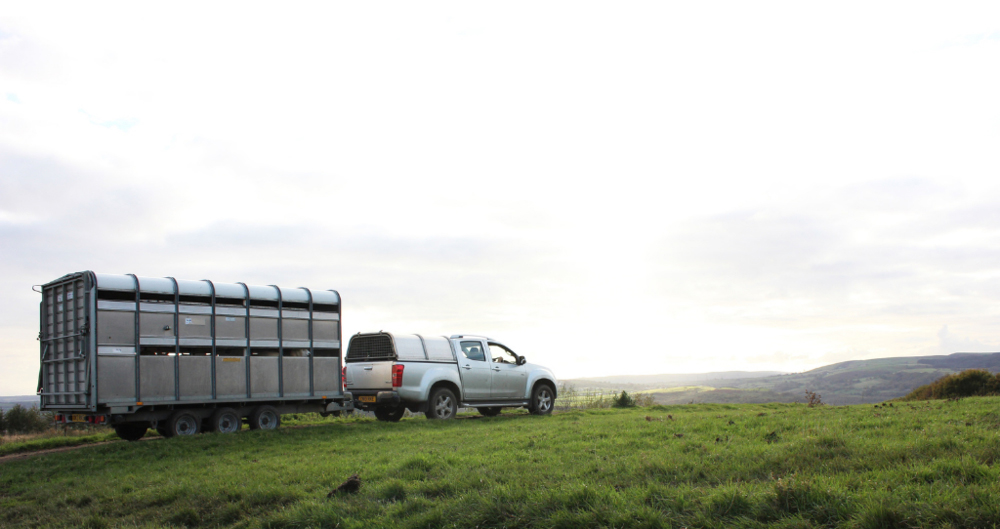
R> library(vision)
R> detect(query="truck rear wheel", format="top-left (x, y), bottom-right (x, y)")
top-left (166, 411), bottom-right (200, 437)
top-left (530, 384), bottom-right (555, 415)
top-left (249, 405), bottom-right (280, 430)
top-left (426, 388), bottom-right (457, 420)
top-left (207, 408), bottom-right (241, 434)
top-left (114, 423), bottom-right (148, 441)
top-left (477, 407), bottom-right (502, 417)
top-left (374, 406), bottom-right (405, 422)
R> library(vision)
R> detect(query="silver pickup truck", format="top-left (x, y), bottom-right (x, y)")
top-left (344, 332), bottom-right (557, 420)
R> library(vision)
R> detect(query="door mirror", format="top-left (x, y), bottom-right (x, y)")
top-left (517, 356), bottom-right (526, 366)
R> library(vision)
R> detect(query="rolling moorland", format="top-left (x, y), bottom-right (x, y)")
top-left (3, 399), bottom-right (1000, 528)
top-left (566, 352), bottom-right (1000, 406)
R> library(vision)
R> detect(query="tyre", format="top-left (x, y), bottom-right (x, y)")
top-left (530, 384), bottom-right (555, 415)
top-left (114, 423), bottom-right (148, 441)
top-left (374, 406), bottom-right (405, 422)
top-left (207, 407), bottom-right (241, 434)
top-left (165, 411), bottom-right (200, 437)
top-left (477, 407), bottom-right (502, 417)
top-left (426, 388), bottom-right (457, 420)
top-left (248, 405), bottom-right (280, 430)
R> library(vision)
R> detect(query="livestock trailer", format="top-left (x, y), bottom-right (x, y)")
top-left (38, 271), bottom-right (353, 440)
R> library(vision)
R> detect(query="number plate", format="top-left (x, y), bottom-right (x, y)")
top-left (358, 396), bottom-right (377, 403)
top-left (70, 414), bottom-right (87, 422)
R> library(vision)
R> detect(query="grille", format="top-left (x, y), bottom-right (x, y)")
top-left (346, 334), bottom-right (395, 361)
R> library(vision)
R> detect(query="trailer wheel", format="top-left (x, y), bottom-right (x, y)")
top-left (426, 388), bottom-right (457, 420)
top-left (375, 406), bottom-right (405, 422)
top-left (114, 423), bottom-right (148, 441)
top-left (207, 408), bottom-right (241, 434)
top-left (530, 384), bottom-right (555, 415)
top-left (477, 407), bottom-right (502, 417)
top-left (166, 411), bottom-right (201, 437)
top-left (249, 405), bottom-right (280, 430)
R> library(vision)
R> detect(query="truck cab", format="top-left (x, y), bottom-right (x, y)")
top-left (344, 333), bottom-right (557, 420)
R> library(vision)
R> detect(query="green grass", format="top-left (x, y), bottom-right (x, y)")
top-left (0, 431), bottom-right (118, 457)
top-left (2, 399), bottom-right (1000, 528)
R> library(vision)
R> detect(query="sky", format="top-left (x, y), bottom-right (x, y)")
top-left (1, 2), bottom-right (999, 395)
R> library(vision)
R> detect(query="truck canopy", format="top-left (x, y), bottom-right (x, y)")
top-left (346, 333), bottom-right (456, 362)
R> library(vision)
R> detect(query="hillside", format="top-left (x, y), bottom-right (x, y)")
top-left (565, 352), bottom-right (1000, 405)
top-left (0, 396), bottom-right (39, 411)
top-left (2, 400), bottom-right (999, 528)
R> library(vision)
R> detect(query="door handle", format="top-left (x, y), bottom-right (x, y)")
top-left (492, 367), bottom-right (501, 371)
top-left (363, 366), bottom-right (373, 371)
top-left (461, 365), bottom-right (472, 370)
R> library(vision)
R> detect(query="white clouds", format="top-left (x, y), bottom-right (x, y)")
top-left (1, 2), bottom-right (999, 392)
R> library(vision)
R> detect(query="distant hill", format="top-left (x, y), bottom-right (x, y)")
top-left (563, 352), bottom-right (1000, 405)
top-left (0, 395), bottom-right (40, 411)
top-left (563, 371), bottom-right (784, 391)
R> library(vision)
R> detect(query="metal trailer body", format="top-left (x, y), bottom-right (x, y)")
top-left (38, 271), bottom-right (352, 438)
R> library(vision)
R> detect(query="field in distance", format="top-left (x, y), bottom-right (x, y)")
top-left (3, 398), bottom-right (1000, 528)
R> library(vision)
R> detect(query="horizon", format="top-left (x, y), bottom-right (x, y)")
top-left (3, 3), bottom-right (1000, 394)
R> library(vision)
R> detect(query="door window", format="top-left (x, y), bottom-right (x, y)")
top-left (489, 344), bottom-right (518, 364)
top-left (460, 341), bottom-right (486, 362)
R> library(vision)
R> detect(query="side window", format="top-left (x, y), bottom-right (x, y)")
top-left (460, 341), bottom-right (486, 362)
top-left (489, 344), bottom-right (518, 364)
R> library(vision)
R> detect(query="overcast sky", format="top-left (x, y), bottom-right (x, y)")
top-left (2, 2), bottom-right (999, 395)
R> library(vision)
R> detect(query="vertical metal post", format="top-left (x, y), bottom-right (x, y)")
top-left (87, 272), bottom-right (98, 411)
top-left (238, 282), bottom-right (251, 399)
top-left (127, 274), bottom-right (141, 404)
top-left (205, 280), bottom-right (217, 400)
top-left (303, 287), bottom-right (314, 397)
top-left (59, 283), bottom-right (68, 405)
top-left (71, 278), bottom-right (80, 403)
top-left (271, 285), bottom-right (283, 398)
top-left (37, 299), bottom-right (45, 400)
top-left (168, 277), bottom-right (180, 401)
top-left (329, 290), bottom-right (342, 394)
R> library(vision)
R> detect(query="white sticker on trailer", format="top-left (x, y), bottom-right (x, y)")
top-left (225, 317), bottom-right (236, 322)
top-left (67, 291), bottom-right (73, 300)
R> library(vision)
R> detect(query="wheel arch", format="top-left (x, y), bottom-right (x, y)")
top-left (531, 378), bottom-right (557, 399)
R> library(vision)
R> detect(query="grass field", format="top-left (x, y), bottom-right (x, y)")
top-left (2, 399), bottom-right (1000, 528)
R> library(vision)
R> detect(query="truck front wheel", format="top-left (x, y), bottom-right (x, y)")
top-left (426, 388), bottom-right (457, 420)
top-left (114, 423), bottom-right (148, 441)
top-left (530, 384), bottom-right (555, 415)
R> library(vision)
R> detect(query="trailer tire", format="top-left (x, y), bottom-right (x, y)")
top-left (375, 406), bottom-right (405, 422)
top-left (426, 388), bottom-right (458, 420)
top-left (249, 406), bottom-right (280, 430)
top-left (166, 411), bottom-right (201, 437)
top-left (114, 423), bottom-right (148, 441)
top-left (529, 384), bottom-right (555, 416)
top-left (477, 407), bottom-right (502, 417)
top-left (207, 408), bottom-right (241, 434)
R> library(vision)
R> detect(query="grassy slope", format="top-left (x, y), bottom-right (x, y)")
top-left (1, 400), bottom-right (999, 529)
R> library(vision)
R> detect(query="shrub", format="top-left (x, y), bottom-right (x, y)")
top-left (0, 407), bottom-right (5, 433)
top-left (612, 390), bottom-right (636, 408)
top-left (805, 390), bottom-right (824, 407)
top-left (3, 404), bottom-right (51, 434)
top-left (902, 369), bottom-right (1000, 401)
